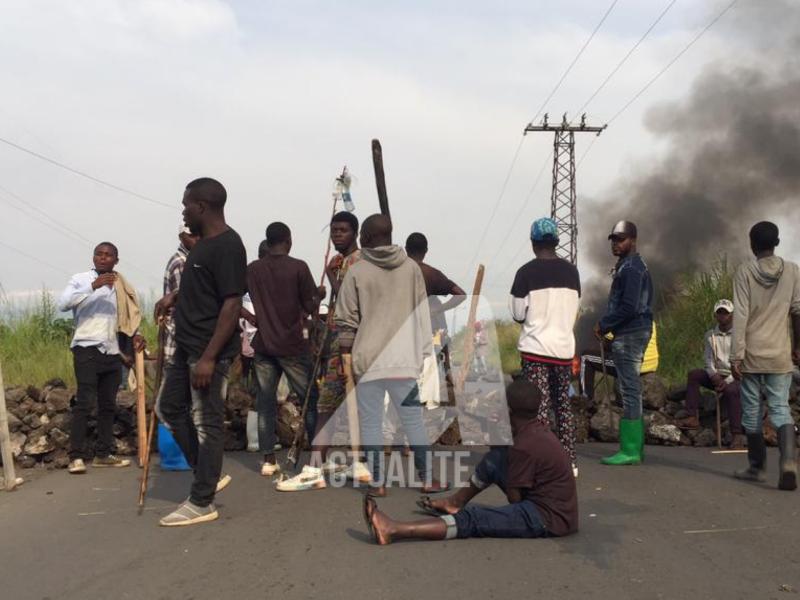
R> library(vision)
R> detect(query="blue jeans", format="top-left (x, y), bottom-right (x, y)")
top-left (446, 448), bottom-right (548, 539)
top-left (156, 346), bottom-right (231, 507)
top-left (253, 353), bottom-right (318, 455)
top-left (610, 329), bottom-right (651, 419)
top-left (740, 373), bottom-right (794, 433)
top-left (356, 378), bottom-right (432, 485)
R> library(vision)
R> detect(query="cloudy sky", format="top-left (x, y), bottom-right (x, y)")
top-left (0, 0), bottom-right (793, 316)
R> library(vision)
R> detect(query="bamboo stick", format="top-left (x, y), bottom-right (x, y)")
top-left (0, 361), bottom-right (21, 491)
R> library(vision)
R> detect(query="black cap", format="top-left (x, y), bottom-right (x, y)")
top-left (608, 220), bottom-right (638, 240)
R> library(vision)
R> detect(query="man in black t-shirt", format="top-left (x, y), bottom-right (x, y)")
top-left (155, 177), bottom-right (247, 527)
top-left (363, 379), bottom-right (578, 544)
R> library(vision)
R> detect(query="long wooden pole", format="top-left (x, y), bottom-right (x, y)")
top-left (0, 361), bottom-right (20, 491)
top-left (139, 322), bottom-right (166, 507)
top-left (455, 264), bottom-right (485, 394)
top-left (135, 350), bottom-right (147, 467)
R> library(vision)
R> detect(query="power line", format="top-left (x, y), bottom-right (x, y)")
top-left (571, 0), bottom-right (679, 118)
top-left (0, 186), bottom-right (89, 245)
top-left (0, 135), bottom-right (174, 209)
top-left (528, 0), bottom-right (620, 126)
top-left (0, 239), bottom-right (72, 276)
top-left (462, 0), bottom-right (620, 279)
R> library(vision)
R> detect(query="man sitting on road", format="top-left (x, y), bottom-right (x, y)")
top-left (363, 379), bottom-right (578, 544)
top-left (677, 299), bottom-right (745, 449)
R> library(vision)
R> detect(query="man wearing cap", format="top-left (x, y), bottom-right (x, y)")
top-left (677, 299), bottom-right (745, 449)
top-left (731, 221), bottom-right (800, 491)
top-left (510, 217), bottom-right (581, 475)
top-left (162, 226), bottom-right (200, 366)
top-left (594, 220), bottom-right (653, 466)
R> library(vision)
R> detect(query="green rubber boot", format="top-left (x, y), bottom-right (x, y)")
top-left (601, 418), bottom-right (644, 466)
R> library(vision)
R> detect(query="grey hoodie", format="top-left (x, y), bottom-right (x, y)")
top-left (335, 245), bottom-right (433, 382)
top-left (732, 255), bottom-right (800, 373)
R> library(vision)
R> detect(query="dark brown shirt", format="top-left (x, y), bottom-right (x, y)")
top-left (507, 420), bottom-right (578, 536)
top-left (417, 262), bottom-right (457, 333)
top-left (246, 254), bottom-right (317, 357)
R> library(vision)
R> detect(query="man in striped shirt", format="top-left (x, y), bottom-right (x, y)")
top-left (161, 226), bottom-right (199, 364)
top-left (510, 218), bottom-right (581, 476)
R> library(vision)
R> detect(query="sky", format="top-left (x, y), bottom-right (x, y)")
top-left (1, 0), bottom-right (795, 317)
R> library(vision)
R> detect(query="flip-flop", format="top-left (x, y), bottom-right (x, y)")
top-left (362, 494), bottom-right (377, 539)
top-left (415, 495), bottom-right (449, 517)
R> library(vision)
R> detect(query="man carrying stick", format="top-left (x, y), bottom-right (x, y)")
top-left (335, 214), bottom-right (448, 496)
top-left (155, 178), bottom-right (247, 526)
top-left (58, 242), bottom-right (145, 474)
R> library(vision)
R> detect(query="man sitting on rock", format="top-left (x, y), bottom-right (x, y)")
top-left (677, 299), bottom-right (745, 449)
top-left (363, 379), bottom-right (578, 544)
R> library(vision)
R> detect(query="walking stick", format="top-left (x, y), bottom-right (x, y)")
top-left (455, 265), bottom-right (485, 394)
top-left (0, 361), bottom-right (23, 491)
top-left (135, 349), bottom-right (147, 467)
top-left (138, 321), bottom-right (166, 509)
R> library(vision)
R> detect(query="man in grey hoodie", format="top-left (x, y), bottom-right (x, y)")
top-left (335, 214), bottom-right (449, 497)
top-left (732, 221), bottom-right (800, 491)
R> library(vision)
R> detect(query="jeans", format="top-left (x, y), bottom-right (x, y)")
top-left (252, 353), bottom-right (318, 455)
top-left (685, 369), bottom-right (742, 433)
top-left (69, 346), bottom-right (123, 460)
top-left (610, 329), bottom-right (651, 419)
top-left (446, 447), bottom-right (548, 539)
top-left (356, 378), bottom-right (432, 485)
top-left (740, 373), bottom-right (794, 433)
top-left (156, 346), bottom-right (231, 507)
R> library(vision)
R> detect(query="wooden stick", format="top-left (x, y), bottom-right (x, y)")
top-left (0, 361), bottom-right (21, 491)
top-left (455, 264), bottom-right (485, 394)
top-left (372, 139), bottom-right (390, 219)
top-left (135, 349), bottom-right (147, 467)
top-left (715, 392), bottom-right (722, 449)
top-left (138, 322), bottom-right (167, 507)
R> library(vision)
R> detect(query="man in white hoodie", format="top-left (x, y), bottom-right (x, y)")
top-left (732, 221), bottom-right (800, 491)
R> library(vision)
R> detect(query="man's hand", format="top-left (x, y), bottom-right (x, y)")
top-left (593, 323), bottom-right (603, 341)
top-left (132, 334), bottom-right (146, 353)
top-left (317, 285), bottom-right (327, 300)
top-left (731, 360), bottom-right (743, 381)
top-left (154, 291), bottom-right (177, 321)
top-left (710, 373), bottom-right (726, 393)
top-left (92, 273), bottom-right (116, 290)
top-left (192, 356), bottom-right (216, 390)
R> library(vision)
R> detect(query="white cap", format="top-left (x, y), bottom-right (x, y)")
top-left (714, 299), bottom-right (734, 314)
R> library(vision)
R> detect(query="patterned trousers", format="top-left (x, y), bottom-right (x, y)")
top-left (520, 360), bottom-right (576, 463)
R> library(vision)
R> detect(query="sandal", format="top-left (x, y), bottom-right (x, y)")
top-left (415, 495), bottom-right (449, 517)
top-left (421, 480), bottom-right (451, 494)
top-left (362, 495), bottom-right (377, 539)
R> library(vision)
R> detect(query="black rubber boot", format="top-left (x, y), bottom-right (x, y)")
top-left (777, 424), bottom-right (797, 491)
top-left (734, 432), bottom-right (766, 482)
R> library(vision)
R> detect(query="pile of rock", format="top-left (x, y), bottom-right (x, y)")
top-left (583, 373), bottom-right (800, 446)
top-left (2, 379), bottom-right (140, 470)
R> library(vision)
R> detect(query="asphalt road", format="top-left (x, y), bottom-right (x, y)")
top-left (1, 444), bottom-right (799, 600)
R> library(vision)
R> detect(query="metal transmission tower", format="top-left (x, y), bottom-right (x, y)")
top-left (524, 113), bottom-right (606, 265)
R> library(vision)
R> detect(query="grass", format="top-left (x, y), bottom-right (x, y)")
top-left (1, 262), bottom-right (732, 388)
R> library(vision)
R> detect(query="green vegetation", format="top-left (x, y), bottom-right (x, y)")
top-left (0, 289), bottom-right (158, 387)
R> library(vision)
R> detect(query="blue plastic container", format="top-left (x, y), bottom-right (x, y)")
top-left (157, 423), bottom-right (191, 471)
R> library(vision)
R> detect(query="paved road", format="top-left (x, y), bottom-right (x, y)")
top-left (1, 445), bottom-right (799, 600)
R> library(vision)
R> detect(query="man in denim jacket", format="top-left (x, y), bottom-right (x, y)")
top-left (594, 221), bottom-right (654, 466)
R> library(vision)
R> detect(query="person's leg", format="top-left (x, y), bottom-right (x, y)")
top-left (602, 329), bottom-right (649, 466)
top-left (763, 373), bottom-right (796, 490)
top-left (252, 353), bottom-right (280, 465)
top-left (735, 374), bottom-right (767, 481)
top-left (520, 361), bottom-right (552, 426)
top-left (388, 379), bottom-right (433, 485)
top-left (679, 369), bottom-right (712, 429)
top-left (186, 357), bottom-right (230, 507)
top-left (549, 364), bottom-right (576, 464)
top-left (723, 381), bottom-right (744, 434)
top-left (356, 379), bottom-right (386, 487)
top-left (279, 355), bottom-right (317, 449)
top-left (425, 447), bottom-right (507, 514)
top-left (69, 347), bottom-right (99, 462)
top-left (93, 353), bottom-right (124, 458)
top-left (155, 348), bottom-right (197, 467)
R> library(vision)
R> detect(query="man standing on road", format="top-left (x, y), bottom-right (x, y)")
top-left (595, 220), bottom-right (653, 467)
top-left (335, 214), bottom-right (449, 496)
top-left (510, 218), bottom-right (581, 476)
top-left (58, 242), bottom-right (145, 474)
top-left (155, 178), bottom-right (247, 526)
top-left (245, 222), bottom-right (323, 481)
top-left (732, 221), bottom-right (800, 491)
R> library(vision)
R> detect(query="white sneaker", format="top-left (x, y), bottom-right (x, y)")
top-left (276, 465), bottom-right (326, 492)
top-left (572, 463), bottom-right (579, 478)
top-left (321, 458), bottom-right (348, 475)
top-left (345, 461), bottom-right (372, 484)
top-left (216, 474), bottom-right (232, 493)
top-left (68, 459), bottom-right (86, 474)
top-left (261, 462), bottom-right (280, 477)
